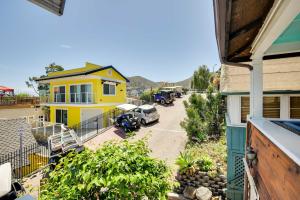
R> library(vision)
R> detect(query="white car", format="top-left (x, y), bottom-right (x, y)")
top-left (133, 104), bottom-right (160, 125)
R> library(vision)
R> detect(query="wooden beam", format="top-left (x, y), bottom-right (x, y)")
top-left (228, 40), bottom-right (253, 60)
top-left (229, 16), bottom-right (264, 40)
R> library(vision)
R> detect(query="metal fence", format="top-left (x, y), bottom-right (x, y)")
top-left (70, 110), bottom-right (118, 142)
top-left (0, 143), bottom-right (49, 179)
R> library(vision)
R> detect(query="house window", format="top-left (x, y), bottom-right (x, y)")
top-left (56, 109), bottom-right (68, 125)
top-left (103, 83), bottom-right (116, 95)
top-left (70, 84), bottom-right (92, 103)
top-left (290, 96), bottom-right (300, 119)
top-left (54, 86), bottom-right (65, 103)
top-left (241, 96), bottom-right (249, 123)
top-left (263, 96), bottom-right (280, 118)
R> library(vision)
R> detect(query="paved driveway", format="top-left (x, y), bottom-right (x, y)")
top-left (84, 95), bottom-right (189, 168)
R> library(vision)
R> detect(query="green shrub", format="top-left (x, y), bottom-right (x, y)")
top-left (196, 155), bottom-right (214, 172)
top-left (140, 90), bottom-right (154, 102)
top-left (175, 152), bottom-right (196, 175)
top-left (41, 139), bottom-right (172, 200)
top-left (181, 85), bottom-right (225, 141)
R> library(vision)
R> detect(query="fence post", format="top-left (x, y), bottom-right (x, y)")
top-left (18, 127), bottom-right (24, 179)
top-left (96, 116), bottom-right (99, 134)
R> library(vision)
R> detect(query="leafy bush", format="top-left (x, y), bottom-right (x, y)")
top-left (196, 155), bottom-right (214, 172)
top-left (139, 89), bottom-right (157, 103)
top-left (184, 136), bottom-right (227, 173)
top-left (181, 85), bottom-right (225, 141)
top-left (175, 152), bottom-right (197, 175)
top-left (41, 139), bottom-right (172, 200)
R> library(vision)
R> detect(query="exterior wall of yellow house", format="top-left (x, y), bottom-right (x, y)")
top-left (41, 63), bottom-right (128, 127)
top-left (49, 105), bottom-right (114, 127)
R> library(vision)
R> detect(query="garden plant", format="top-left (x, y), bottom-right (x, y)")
top-left (40, 139), bottom-right (173, 200)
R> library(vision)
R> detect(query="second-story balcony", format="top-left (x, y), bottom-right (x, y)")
top-left (40, 92), bottom-right (95, 104)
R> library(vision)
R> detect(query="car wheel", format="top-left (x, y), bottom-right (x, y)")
top-left (141, 119), bottom-right (146, 125)
top-left (161, 99), bottom-right (165, 104)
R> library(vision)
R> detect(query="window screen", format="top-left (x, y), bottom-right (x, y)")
top-left (263, 96), bottom-right (280, 118)
top-left (241, 96), bottom-right (249, 123)
top-left (290, 96), bottom-right (300, 119)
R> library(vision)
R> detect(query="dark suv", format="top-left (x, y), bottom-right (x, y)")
top-left (115, 113), bottom-right (140, 132)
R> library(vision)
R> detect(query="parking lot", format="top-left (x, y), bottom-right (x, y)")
top-left (84, 95), bottom-right (189, 168)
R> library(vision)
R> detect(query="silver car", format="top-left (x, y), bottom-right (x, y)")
top-left (133, 105), bottom-right (160, 125)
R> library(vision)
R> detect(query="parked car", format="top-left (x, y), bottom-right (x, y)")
top-left (153, 90), bottom-right (174, 105)
top-left (115, 113), bottom-right (140, 132)
top-left (133, 105), bottom-right (160, 125)
top-left (115, 104), bottom-right (140, 132)
top-left (161, 86), bottom-right (183, 98)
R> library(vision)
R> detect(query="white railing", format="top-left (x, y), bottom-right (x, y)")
top-left (40, 92), bottom-right (94, 104)
top-left (54, 93), bottom-right (66, 103)
top-left (70, 92), bottom-right (93, 104)
top-left (243, 158), bottom-right (259, 200)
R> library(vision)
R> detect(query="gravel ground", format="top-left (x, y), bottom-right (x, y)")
top-left (84, 95), bottom-right (189, 169)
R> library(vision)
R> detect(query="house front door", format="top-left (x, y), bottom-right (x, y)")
top-left (55, 109), bottom-right (68, 125)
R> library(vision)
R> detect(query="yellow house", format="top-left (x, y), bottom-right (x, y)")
top-left (36, 62), bottom-right (129, 127)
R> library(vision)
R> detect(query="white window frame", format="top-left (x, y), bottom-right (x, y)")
top-left (288, 94), bottom-right (300, 119)
top-left (103, 82), bottom-right (116, 96)
top-left (55, 108), bottom-right (68, 125)
top-left (69, 83), bottom-right (93, 104)
top-left (53, 85), bottom-right (66, 103)
top-left (263, 95), bottom-right (281, 120)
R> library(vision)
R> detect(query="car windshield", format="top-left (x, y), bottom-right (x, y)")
top-left (143, 107), bottom-right (157, 114)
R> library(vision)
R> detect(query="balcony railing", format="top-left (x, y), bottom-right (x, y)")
top-left (40, 92), bottom-right (94, 104)
top-left (70, 92), bottom-right (93, 104)
top-left (54, 93), bottom-right (66, 103)
top-left (243, 158), bottom-right (259, 200)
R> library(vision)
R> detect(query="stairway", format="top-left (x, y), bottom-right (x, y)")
top-left (48, 125), bottom-right (82, 154)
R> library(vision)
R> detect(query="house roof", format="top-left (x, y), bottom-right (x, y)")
top-left (213, 0), bottom-right (275, 63)
top-left (28, 0), bottom-right (66, 16)
top-left (0, 86), bottom-right (14, 92)
top-left (36, 64), bottom-right (130, 82)
top-left (0, 118), bottom-right (36, 156)
top-left (220, 57), bottom-right (300, 94)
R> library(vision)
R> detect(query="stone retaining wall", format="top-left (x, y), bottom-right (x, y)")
top-left (175, 170), bottom-right (227, 199)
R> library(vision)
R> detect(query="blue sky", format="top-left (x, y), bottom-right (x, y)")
top-left (0, 0), bottom-right (219, 94)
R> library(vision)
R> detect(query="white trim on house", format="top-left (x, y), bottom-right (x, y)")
top-left (251, 0), bottom-right (300, 59)
top-left (227, 93), bottom-right (300, 126)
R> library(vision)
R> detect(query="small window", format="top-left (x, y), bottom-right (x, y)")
top-left (103, 83), bottom-right (116, 95)
top-left (108, 69), bottom-right (112, 76)
top-left (263, 96), bottom-right (280, 118)
top-left (241, 96), bottom-right (249, 123)
top-left (290, 96), bottom-right (300, 119)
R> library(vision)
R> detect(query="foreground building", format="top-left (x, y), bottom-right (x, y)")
top-left (214, 0), bottom-right (300, 199)
top-left (36, 62), bottom-right (129, 127)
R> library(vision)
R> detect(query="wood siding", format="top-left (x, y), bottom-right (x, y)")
top-left (247, 123), bottom-right (300, 200)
